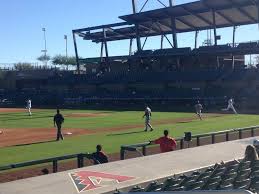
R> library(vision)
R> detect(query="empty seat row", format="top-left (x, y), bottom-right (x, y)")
top-left (115, 159), bottom-right (259, 193)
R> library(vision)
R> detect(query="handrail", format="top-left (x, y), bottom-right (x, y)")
top-left (120, 125), bottom-right (259, 160)
top-left (0, 153), bottom-right (94, 173)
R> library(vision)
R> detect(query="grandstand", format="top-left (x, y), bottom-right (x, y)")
top-left (1, 1), bottom-right (259, 194)
top-left (0, 0), bottom-right (258, 110)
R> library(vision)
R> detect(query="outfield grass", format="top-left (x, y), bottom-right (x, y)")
top-left (0, 109), bottom-right (259, 166)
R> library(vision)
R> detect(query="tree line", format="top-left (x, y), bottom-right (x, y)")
top-left (13, 55), bottom-right (77, 70)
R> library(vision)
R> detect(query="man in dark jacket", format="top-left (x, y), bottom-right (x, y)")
top-left (92, 144), bottom-right (109, 164)
top-left (54, 109), bottom-right (64, 141)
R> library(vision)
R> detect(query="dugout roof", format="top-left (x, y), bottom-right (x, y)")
top-left (74, 0), bottom-right (259, 43)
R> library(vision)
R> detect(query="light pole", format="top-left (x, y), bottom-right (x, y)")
top-left (64, 35), bottom-right (68, 70)
top-left (41, 28), bottom-right (47, 65)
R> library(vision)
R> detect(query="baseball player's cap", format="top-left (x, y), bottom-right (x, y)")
top-left (253, 139), bottom-right (259, 146)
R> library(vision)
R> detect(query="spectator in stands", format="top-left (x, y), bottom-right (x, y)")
top-left (150, 130), bottom-right (177, 153)
top-left (92, 144), bottom-right (109, 164)
top-left (244, 145), bottom-right (258, 161)
top-left (253, 139), bottom-right (259, 156)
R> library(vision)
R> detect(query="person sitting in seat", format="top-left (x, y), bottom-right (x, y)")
top-left (253, 139), bottom-right (259, 155)
top-left (92, 144), bottom-right (109, 164)
top-left (244, 145), bottom-right (258, 161)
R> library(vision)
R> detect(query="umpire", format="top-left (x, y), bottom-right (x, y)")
top-left (54, 109), bottom-right (65, 141)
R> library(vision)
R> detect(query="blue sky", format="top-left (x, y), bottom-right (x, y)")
top-left (0, 0), bottom-right (258, 64)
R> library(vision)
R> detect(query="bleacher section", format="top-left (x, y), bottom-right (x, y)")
top-left (0, 67), bottom-right (258, 108)
top-left (1, 41), bottom-right (259, 108)
top-left (125, 160), bottom-right (259, 192)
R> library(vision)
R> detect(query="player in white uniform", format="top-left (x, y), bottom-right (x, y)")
top-left (143, 106), bottom-right (154, 132)
top-left (195, 101), bottom-right (203, 120)
top-left (222, 98), bottom-right (237, 114)
top-left (26, 99), bottom-right (32, 116)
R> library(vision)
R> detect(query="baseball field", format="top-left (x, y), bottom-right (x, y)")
top-left (0, 108), bottom-right (259, 166)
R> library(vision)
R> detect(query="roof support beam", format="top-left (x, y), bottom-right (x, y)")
top-left (181, 5), bottom-right (213, 27)
top-left (176, 17), bottom-right (196, 29)
top-left (73, 22), bottom-right (129, 33)
top-left (106, 27), bottom-right (133, 39)
top-left (236, 7), bottom-right (257, 22)
top-left (155, 22), bottom-right (174, 48)
top-left (216, 11), bottom-right (236, 25)
top-left (138, 23), bottom-right (160, 34)
top-left (229, 0), bottom-right (257, 22)
top-left (153, 20), bottom-right (172, 30)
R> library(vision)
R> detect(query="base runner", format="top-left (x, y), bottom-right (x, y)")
top-left (195, 100), bottom-right (203, 120)
top-left (222, 98), bottom-right (237, 114)
top-left (143, 105), bottom-right (154, 132)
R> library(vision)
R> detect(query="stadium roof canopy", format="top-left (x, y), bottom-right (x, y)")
top-left (73, 0), bottom-right (259, 43)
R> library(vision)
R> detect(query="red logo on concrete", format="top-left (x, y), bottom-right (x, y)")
top-left (69, 170), bottom-right (135, 193)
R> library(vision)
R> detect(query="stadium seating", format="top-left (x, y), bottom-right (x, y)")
top-left (115, 159), bottom-right (259, 193)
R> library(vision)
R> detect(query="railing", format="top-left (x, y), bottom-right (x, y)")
top-left (1, 125), bottom-right (259, 173)
top-left (120, 125), bottom-right (259, 160)
top-left (0, 153), bottom-right (95, 173)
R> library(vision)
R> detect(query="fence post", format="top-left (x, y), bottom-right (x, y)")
top-left (77, 154), bottom-right (84, 168)
top-left (239, 130), bottom-right (242, 139)
top-left (53, 160), bottom-right (58, 173)
top-left (120, 148), bottom-right (125, 160)
top-left (226, 132), bottom-right (229, 141)
top-left (251, 128), bottom-right (255, 137)
top-left (142, 146), bottom-right (146, 156)
top-left (212, 134), bottom-right (215, 144)
top-left (197, 136), bottom-right (200, 146)
top-left (180, 139), bottom-right (184, 149)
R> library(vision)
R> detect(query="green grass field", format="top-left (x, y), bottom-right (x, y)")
top-left (0, 109), bottom-right (259, 166)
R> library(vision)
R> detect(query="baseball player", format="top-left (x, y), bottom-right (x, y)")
top-left (54, 109), bottom-right (65, 141)
top-left (26, 99), bottom-right (32, 116)
top-left (222, 98), bottom-right (237, 114)
top-left (143, 105), bottom-right (154, 132)
top-left (195, 101), bottom-right (203, 120)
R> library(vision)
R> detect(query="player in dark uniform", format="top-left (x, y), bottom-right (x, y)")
top-left (53, 109), bottom-right (64, 141)
top-left (195, 101), bottom-right (203, 120)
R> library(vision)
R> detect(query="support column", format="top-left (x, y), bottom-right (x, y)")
top-left (195, 31), bottom-right (199, 49)
top-left (212, 10), bottom-right (217, 46)
top-left (129, 38), bottom-right (133, 56)
top-left (232, 26), bottom-right (236, 47)
top-left (132, 0), bottom-right (142, 51)
top-left (100, 42), bottom-right (104, 62)
top-left (232, 26), bottom-right (237, 69)
top-left (160, 35), bottom-right (164, 49)
top-left (132, 0), bottom-right (137, 13)
top-left (169, 0), bottom-right (177, 48)
top-left (72, 32), bottom-right (80, 74)
top-left (171, 17), bottom-right (178, 48)
top-left (103, 28), bottom-right (109, 65)
top-left (169, 0), bottom-right (174, 6)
